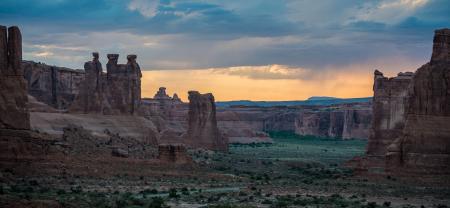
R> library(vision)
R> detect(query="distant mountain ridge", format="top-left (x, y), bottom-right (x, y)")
top-left (216, 97), bottom-right (372, 107)
top-left (306, 96), bottom-right (339, 101)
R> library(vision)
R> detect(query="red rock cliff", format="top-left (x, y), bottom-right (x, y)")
top-left (386, 28), bottom-right (450, 174)
top-left (0, 25), bottom-right (30, 130)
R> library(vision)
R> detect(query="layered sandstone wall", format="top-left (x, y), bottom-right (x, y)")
top-left (386, 28), bottom-right (450, 174)
top-left (365, 71), bottom-right (413, 156)
top-left (263, 111), bottom-right (298, 132)
top-left (22, 61), bottom-right (84, 109)
top-left (294, 104), bottom-right (371, 139)
top-left (216, 107), bottom-right (272, 143)
top-left (342, 108), bottom-right (372, 139)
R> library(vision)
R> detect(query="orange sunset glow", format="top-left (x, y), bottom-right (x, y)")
top-left (141, 59), bottom-right (425, 101)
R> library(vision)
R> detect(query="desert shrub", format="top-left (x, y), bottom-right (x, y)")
top-left (168, 188), bottom-right (179, 198)
top-left (209, 203), bottom-right (256, 208)
top-left (367, 201), bottom-right (377, 208)
top-left (70, 185), bottom-right (82, 194)
top-left (149, 197), bottom-right (169, 208)
top-left (141, 188), bottom-right (158, 195)
top-left (181, 187), bottom-right (190, 195)
top-left (262, 199), bottom-right (272, 204)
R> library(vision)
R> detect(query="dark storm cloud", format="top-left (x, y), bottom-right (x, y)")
top-left (0, 0), bottom-right (448, 70)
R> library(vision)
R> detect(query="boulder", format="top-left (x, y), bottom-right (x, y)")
top-left (158, 144), bottom-right (191, 164)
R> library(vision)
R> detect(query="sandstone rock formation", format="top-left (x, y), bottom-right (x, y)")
top-left (365, 70), bottom-right (413, 157)
top-left (296, 110), bottom-right (333, 137)
top-left (295, 104), bottom-right (371, 139)
top-left (22, 61), bottom-right (84, 109)
top-left (70, 52), bottom-right (107, 113)
top-left (30, 112), bottom-right (159, 146)
top-left (0, 25), bottom-right (30, 130)
top-left (342, 108), bottom-right (372, 139)
top-left (263, 111), bottom-right (298, 132)
top-left (158, 144), bottom-right (191, 164)
top-left (69, 53), bottom-right (142, 114)
top-left (385, 28), bottom-right (450, 174)
top-left (154, 87), bottom-right (171, 99)
top-left (185, 91), bottom-right (228, 152)
top-left (216, 109), bottom-right (273, 144)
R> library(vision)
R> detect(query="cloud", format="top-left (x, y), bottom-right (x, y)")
top-left (2, 0), bottom-right (448, 71)
top-left (128, 0), bottom-right (160, 18)
top-left (32, 51), bottom-right (54, 57)
top-left (354, 0), bottom-right (430, 24)
top-left (211, 65), bottom-right (314, 80)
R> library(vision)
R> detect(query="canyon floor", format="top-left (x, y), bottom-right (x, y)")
top-left (1, 132), bottom-right (449, 208)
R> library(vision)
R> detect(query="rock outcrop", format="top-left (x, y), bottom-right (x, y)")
top-left (0, 25), bottom-right (30, 130)
top-left (22, 61), bottom-right (84, 109)
top-left (342, 108), bottom-right (372, 139)
top-left (263, 111), bottom-right (298, 132)
top-left (365, 70), bottom-right (413, 157)
top-left (386, 28), bottom-right (450, 174)
top-left (185, 91), bottom-right (228, 152)
top-left (217, 108), bottom-right (273, 144)
top-left (158, 144), bottom-right (191, 164)
top-left (69, 53), bottom-right (142, 114)
top-left (295, 104), bottom-right (371, 139)
top-left (106, 54), bottom-right (142, 114)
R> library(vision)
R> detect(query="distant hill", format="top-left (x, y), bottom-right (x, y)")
top-left (216, 97), bottom-right (372, 107)
top-left (306, 96), bottom-right (338, 101)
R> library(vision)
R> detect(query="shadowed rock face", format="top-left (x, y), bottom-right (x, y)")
top-left (366, 70), bottom-right (413, 157)
top-left (386, 28), bottom-right (450, 174)
top-left (0, 25), bottom-right (29, 130)
top-left (69, 53), bottom-right (142, 114)
top-left (295, 105), bottom-right (371, 139)
top-left (186, 91), bottom-right (228, 152)
top-left (22, 61), bottom-right (84, 109)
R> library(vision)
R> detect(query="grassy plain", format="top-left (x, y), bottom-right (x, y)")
top-left (1, 132), bottom-right (449, 207)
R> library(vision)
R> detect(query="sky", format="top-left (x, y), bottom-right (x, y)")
top-left (1, 0), bottom-right (449, 101)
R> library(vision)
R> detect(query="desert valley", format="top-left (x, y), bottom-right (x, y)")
top-left (1, 1), bottom-right (450, 208)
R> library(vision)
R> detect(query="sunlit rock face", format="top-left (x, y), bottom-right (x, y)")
top-left (0, 25), bottom-right (30, 130)
top-left (386, 28), bottom-right (450, 174)
top-left (185, 91), bottom-right (228, 152)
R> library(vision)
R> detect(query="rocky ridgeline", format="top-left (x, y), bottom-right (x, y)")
top-left (18, 59), bottom-right (373, 142)
top-left (362, 28), bottom-right (450, 176)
